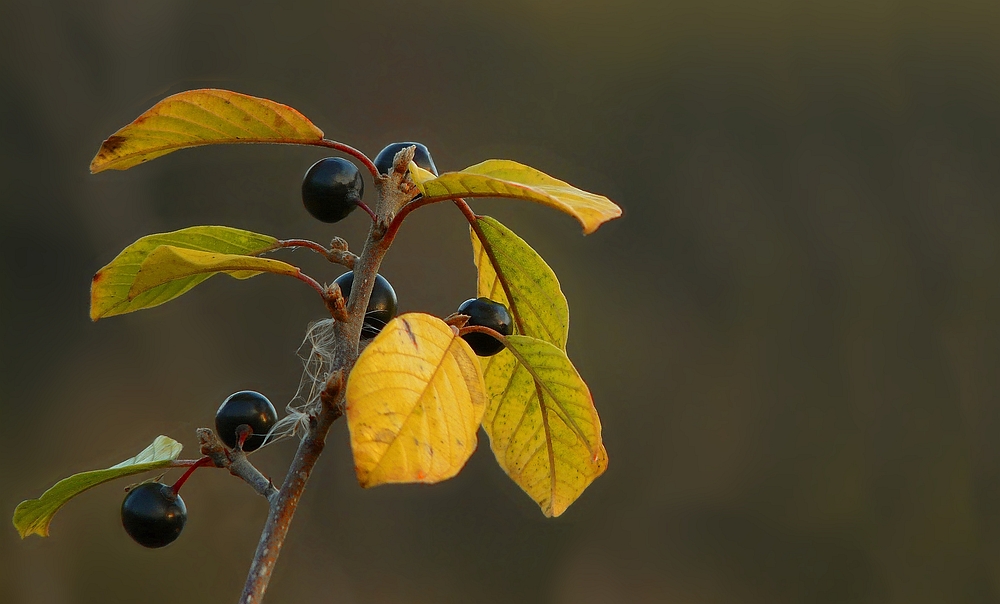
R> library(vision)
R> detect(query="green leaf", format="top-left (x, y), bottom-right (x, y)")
top-left (470, 215), bottom-right (569, 349)
top-left (129, 245), bottom-right (300, 298)
top-left (90, 89), bottom-right (325, 173)
top-left (416, 159), bottom-right (622, 234)
top-left (481, 336), bottom-right (607, 517)
top-left (13, 436), bottom-right (183, 538)
top-left (469, 217), bottom-right (604, 516)
top-left (91, 226), bottom-right (281, 320)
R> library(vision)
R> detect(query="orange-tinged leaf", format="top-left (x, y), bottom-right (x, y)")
top-left (129, 245), bottom-right (300, 298)
top-left (482, 336), bottom-right (607, 517)
top-left (346, 313), bottom-right (487, 487)
top-left (417, 159), bottom-right (622, 234)
top-left (90, 89), bottom-right (324, 172)
top-left (13, 436), bottom-right (183, 538)
top-left (91, 226), bottom-right (280, 320)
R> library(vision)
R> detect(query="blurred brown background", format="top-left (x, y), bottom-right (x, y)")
top-left (3, 1), bottom-right (1000, 603)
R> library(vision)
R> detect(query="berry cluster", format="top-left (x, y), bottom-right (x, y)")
top-left (300, 142), bottom-right (514, 349)
top-left (120, 390), bottom-right (278, 548)
top-left (300, 141), bottom-right (438, 225)
top-left (120, 143), bottom-right (515, 550)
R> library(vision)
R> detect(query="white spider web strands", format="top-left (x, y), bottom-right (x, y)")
top-left (267, 318), bottom-right (338, 443)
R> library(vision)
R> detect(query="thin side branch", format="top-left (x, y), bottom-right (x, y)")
top-left (293, 271), bottom-right (328, 301)
top-left (276, 239), bottom-right (358, 269)
top-left (452, 197), bottom-right (478, 223)
top-left (197, 428), bottom-right (278, 502)
top-left (356, 201), bottom-right (378, 222)
top-left (316, 139), bottom-right (380, 179)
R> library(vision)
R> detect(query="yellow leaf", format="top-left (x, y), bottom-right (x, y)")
top-left (471, 215), bottom-right (569, 349)
top-left (13, 436), bottom-right (183, 538)
top-left (90, 89), bottom-right (324, 173)
top-left (482, 336), bottom-right (607, 517)
top-left (91, 226), bottom-right (281, 320)
top-left (346, 313), bottom-right (487, 487)
top-left (407, 160), bottom-right (436, 185)
top-left (418, 159), bottom-right (622, 234)
top-left (129, 246), bottom-right (300, 299)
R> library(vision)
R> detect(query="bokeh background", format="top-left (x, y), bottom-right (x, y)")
top-left (3, 1), bottom-right (1000, 603)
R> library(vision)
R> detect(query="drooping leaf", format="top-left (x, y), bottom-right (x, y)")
top-left (129, 245), bottom-right (300, 298)
top-left (469, 217), bottom-right (602, 515)
top-left (470, 215), bottom-right (568, 349)
top-left (415, 159), bottom-right (622, 234)
top-left (345, 313), bottom-right (487, 487)
top-left (481, 336), bottom-right (607, 517)
top-left (90, 89), bottom-right (325, 173)
top-left (91, 226), bottom-right (281, 320)
top-left (13, 436), bottom-right (183, 538)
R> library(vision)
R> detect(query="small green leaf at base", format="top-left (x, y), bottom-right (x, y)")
top-left (13, 436), bottom-right (183, 538)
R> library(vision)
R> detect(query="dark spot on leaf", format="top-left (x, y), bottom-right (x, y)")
top-left (92, 272), bottom-right (102, 283)
top-left (100, 135), bottom-right (128, 154)
top-left (402, 319), bottom-right (418, 349)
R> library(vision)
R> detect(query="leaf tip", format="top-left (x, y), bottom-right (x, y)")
top-left (89, 135), bottom-right (131, 173)
top-left (12, 500), bottom-right (46, 539)
top-left (581, 205), bottom-right (623, 235)
top-left (407, 161), bottom-right (435, 192)
top-left (355, 467), bottom-right (374, 489)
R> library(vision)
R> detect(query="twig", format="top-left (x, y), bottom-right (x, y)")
top-left (356, 201), bottom-right (378, 222)
top-left (276, 239), bottom-right (359, 269)
top-left (197, 428), bottom-right (278, 502)
top-left (293, 271), bottom-right (328, 301)
top-left (452, 197), bottom-right (478, 223)
top-left (315, 139), bottom-right (380, 180)
top-left (170, 456), bottom-right (213, 493)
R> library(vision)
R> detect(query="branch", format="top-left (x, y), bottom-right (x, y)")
top-left (197, 428), bottom-right (278, 502)
top-left (382, 195), bottom-right (478, 246)
top-left (236, 142), bottom-right (416, 604)
top-left (239, 372), bottom-right (345, 604)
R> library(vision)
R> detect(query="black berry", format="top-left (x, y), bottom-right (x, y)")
top-left (215, 390), bottom-right (278, 452)
top-left (458, 297), bottom-right (513, 357)
top-left (373, 142), bottom-right (438, 176)
top-left (121, 482), bottom-right (187, 548)
top-left (333, 271), bottom-right (398, 338)
top-left (301, 157), bottom-right (364, 223)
